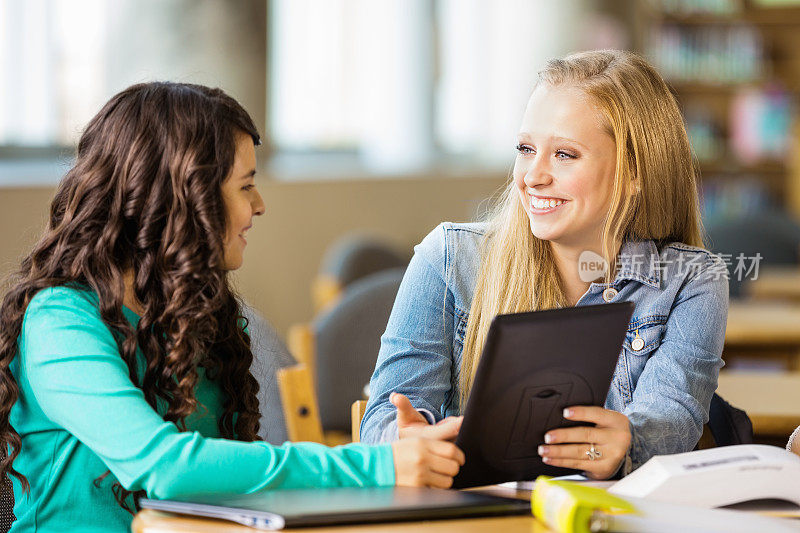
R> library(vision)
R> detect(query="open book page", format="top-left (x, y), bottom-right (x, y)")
top-left (609, 444), bottom-right (800, 508)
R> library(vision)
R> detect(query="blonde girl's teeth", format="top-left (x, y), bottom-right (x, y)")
top-left (531, 198), bottom-right (565, 209)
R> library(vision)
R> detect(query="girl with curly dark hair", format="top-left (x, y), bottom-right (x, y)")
top-left (0, 82), bottom-right (464, 532)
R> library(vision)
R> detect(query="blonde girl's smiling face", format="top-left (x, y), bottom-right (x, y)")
top-left (220, 131), bottom-right (265, 270)
top-left (513, 84), bottom-right (617, 250)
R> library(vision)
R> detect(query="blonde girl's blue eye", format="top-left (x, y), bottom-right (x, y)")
top-left (556, 150), bottom-right (576, 159)
top-left (516, 143), bottom-right (534, 154)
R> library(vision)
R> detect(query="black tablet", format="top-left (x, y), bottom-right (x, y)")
top-left (452, 301), bottom-right (634, 489)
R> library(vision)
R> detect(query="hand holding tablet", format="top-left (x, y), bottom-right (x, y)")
top-left (539, 404), bottom-right (632, 479)
top-left (451, 301), bottom-right (634, 488)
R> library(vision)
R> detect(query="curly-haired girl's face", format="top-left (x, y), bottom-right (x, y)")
top-left (220, 131), bottom-right (265, 270)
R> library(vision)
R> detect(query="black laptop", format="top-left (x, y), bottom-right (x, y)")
top-left (139, 486), bottom-right (530, 529)
top-left (452, 301), bottom-right (634, 488)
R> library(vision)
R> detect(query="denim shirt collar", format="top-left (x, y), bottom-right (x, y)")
top-left (609, 240), bottom-right (661, 290)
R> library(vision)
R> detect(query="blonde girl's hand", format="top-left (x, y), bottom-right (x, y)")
top-left (537, 406), bottom-right (631, 480)
top-left (391, 437), bottom-right (465, 488)
top-left (391, 392), bottom-right (463, 442)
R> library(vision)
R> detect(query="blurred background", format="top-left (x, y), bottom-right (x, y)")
top-left (3, 0), bottom-right (800, 445)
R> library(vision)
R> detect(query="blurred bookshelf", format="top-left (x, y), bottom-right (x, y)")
top-left (638, 0), bottom-right (800, 222)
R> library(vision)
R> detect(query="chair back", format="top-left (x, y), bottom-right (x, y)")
top-left (241, 303), bottom-right (296, 445)
top-left (706, 393), bottom-right (754, 446)
top-left (351, 400), bottom-right (368, 442)
top-left (0, 483), bottom-right (13, 532)
top-left (0, 450), bottom-right (14, 532)
top-left (705, 211), bottom-right (800, 298)
top-left (276, 364), bottom-right (325, 443)
top-left (314, 236), bottom-right (408, 312)
top-left (314, 268), bottom-right (404, 432)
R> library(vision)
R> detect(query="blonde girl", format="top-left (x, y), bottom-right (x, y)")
top-left (361, 50), bottom-right (728, 480)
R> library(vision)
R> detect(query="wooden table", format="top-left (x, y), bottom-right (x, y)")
top-left (132, 510), bottom-right (552, 533)
top-left (747, 266), bottom-right (800, 303)
top-left (722, 303), bottom-right (800, 436)
top-left (725, 301), bottom-right (800, 346)
top-left (717, 371), bottom-right (800, 437)
top-left (132, 486), bottom-right (553, 533)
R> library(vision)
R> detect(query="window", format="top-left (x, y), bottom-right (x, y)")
top-left (0, 0), bottom-right (266, 147)
top-left (269, 0), bottom-right (622, 177)
top-left (1, 0), bottom-right (625, 183)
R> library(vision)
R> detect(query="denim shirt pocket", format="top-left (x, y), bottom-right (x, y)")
top-left (615, 315), bottom-right (667, 404)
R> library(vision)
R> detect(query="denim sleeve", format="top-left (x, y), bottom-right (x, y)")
top-left (360, 225), bottom-right (456, 444)
top-left (624, 255), bottom-right (728, 469)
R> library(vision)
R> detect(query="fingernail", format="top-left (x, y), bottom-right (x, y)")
top-left (542, 457), bottom-right (550, 463)
top-left (538, 446), bottom-right (547, 456)
top-left (544, 434), bottom-right (553, 444)
top-left (563, 408), bottom-right (572, 418)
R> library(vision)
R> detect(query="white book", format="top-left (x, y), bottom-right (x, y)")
top-left (609, 444), bottom-right (800, 508)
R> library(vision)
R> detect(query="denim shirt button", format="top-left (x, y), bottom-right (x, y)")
top-left (602, 288), bottom-right (618, 302)
top-left (631, 337), bottom-right (645, 351)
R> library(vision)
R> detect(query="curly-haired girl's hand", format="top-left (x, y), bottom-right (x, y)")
top-left (391, 437), bottom-right (465, 488)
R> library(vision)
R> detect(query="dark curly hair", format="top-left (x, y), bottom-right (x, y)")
top-left (0, 82), bottom-right (262, 513)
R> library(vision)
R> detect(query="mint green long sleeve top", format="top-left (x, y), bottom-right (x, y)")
top-left (9, 286), bottom-right (394, 533)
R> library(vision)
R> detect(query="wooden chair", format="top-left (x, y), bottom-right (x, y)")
top-left (287, 323), bottom-right (316, 382)
top-left (351, 400), bottom-right (368, 443)
top-left (284, 326), bottom-right (356, 446)
top-left (276, 364), bottom-right (324, 443)
top-left (311, 274), bottom-right (345, 314)
top-left (287, 320), bottom-right (354, 446)
top-left (241, 302), bottom-right (297, 445)
top-left (288, 269), bottom-right (403, 442)
top-left (312, 236), bottom-right (408, 313)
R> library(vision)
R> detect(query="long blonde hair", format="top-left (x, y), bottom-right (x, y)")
top-left (459, 50), bottom-right (703, 408)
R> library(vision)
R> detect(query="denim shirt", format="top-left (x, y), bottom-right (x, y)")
top-left (361, 222), bottom-right (729, 471)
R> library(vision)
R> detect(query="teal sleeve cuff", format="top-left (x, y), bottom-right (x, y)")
top-left (374, 443), bottom-right (395, 486)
